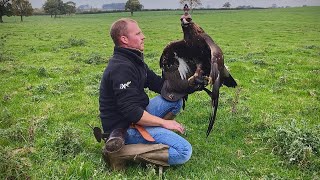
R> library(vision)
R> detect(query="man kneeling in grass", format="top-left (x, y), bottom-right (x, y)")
top-left (99, 18), bottom-right (204, 170)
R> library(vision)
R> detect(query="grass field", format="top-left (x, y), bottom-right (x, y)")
top-left (1, 7), bottom-right (320, 179)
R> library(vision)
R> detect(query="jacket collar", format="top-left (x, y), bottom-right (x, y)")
top-left (114, 46), bottom-right (144, 65)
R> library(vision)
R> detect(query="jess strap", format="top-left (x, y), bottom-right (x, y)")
top-left (131, 124), bottom-right (155, 142)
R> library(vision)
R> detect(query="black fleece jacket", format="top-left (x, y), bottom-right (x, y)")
top-left (99, 47), bottom-right (164, 133)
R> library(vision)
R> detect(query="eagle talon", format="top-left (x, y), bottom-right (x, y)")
top-left (187, 75), bottom-right (195, 81)
top-left (188, 73), bottom-right (199, 86)
top-left (204, 76), bottom-right (213, 85)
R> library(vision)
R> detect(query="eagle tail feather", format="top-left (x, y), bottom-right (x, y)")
top-left (206, 74), bottom-right (220, 137)
top-left (223, 74), bottom-right (237, 88)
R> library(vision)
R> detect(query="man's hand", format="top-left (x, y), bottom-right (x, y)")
top-left (161, 120), bottom-right (185, 134)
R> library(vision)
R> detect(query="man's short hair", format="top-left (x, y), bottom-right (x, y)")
top-left (110, 18), bottom-right (137, 46)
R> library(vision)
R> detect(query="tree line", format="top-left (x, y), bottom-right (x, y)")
top-left (0, 0), bottom-right (76, 23)
top-left (43, 0), bottom-right (76, 18)
top-left (1, 0), bottom-right (211, 23)
top-left (1, 0), bottom-right (32, 22)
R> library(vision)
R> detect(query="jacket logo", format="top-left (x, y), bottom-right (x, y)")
top-left (120, 81), bottom-right (131, 89)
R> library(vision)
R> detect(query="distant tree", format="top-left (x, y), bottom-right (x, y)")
top-left (125, 0), bottom-right (143, 16)
top-left (64, 1), bottom-right (76, 15)
top-left (0, 0), bottom-right (13, 23)
top-left (12, 0), bottom-right (33, 22)
top-left (43, 0), bottom-right (64, 18)
top-left (223, 2), bottom-right (231, 8)
top-left (179, 0), bottom-right (202, 12)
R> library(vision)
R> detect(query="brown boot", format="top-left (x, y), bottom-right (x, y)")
top-left (102, 144), bottom-right (170, 171)
top-left (163, 112), bottom-right (176, 120)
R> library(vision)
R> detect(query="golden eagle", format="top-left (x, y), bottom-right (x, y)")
top-left (160, 15), bottom-right (237, 137)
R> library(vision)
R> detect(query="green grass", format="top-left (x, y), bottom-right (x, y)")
top-left (1, 7), bottom-right (320, 179)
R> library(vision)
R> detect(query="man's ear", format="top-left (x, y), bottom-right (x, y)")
top-left (119, 35), bottom-right (128, 45)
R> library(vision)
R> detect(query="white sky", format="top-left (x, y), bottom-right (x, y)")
top-left (30, 0), bottom-right (320, 9)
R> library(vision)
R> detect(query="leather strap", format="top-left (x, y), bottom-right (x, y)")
top-left (131, 124), bottom-right (155, 142)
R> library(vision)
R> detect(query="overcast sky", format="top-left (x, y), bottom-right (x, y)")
top-left (30, 0), bottom-right (320, 9)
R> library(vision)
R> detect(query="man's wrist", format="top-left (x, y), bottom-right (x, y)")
top-left (158, 118), bottom-right (166, 127)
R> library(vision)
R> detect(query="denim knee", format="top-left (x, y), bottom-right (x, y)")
top-left (168, 140), bottom-right (192, 165)
top-left (179, 140), bottom-right (192, 164)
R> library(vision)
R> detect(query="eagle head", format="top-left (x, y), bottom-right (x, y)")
top-left (180, 15), bottom-right (205, 40)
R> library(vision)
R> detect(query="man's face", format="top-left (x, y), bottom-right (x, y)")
top-left (122, 22), bottom-right (145, 51)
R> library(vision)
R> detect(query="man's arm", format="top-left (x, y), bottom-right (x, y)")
top-left (145, 65), bottom-right (164, 94)
top-left (137, 111), bottom-right (185, 134)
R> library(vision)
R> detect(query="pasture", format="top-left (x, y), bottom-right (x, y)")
top-left (0, 6), bottom-right (319, 179)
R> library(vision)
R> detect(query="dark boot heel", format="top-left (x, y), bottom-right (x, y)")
top-left (105, 128), bottom-right (126, 153)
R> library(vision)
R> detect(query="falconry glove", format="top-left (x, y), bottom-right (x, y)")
top-left (161, 71), bottom-right (208, 101)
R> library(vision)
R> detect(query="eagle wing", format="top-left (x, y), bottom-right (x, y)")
top-left (160, 40), bottom-right (190, 92)
top-left (160, 38), bottom-right (212, 90)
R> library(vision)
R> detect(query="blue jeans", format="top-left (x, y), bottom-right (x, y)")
top-left (125, 95), bottom-right (192, 165)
